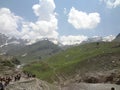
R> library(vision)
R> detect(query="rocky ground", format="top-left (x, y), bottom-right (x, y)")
top-left (5, 78), bottom-right (120, 90)
top-left (62, 83), bottom-right (120, 90)
top-left (5, 77), bottom-right (120, 90)
top-left (6, 78), bottom-right (60, 90)
top-left (1, 66), bottom-right (120, 90)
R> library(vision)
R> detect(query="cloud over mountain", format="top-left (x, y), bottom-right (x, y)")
top-left (68, 7), bottom-right (101, 30)
top-left (0, 0), bottom-right (58, 44)
top-left (0, 0), bottom-right (118, 45)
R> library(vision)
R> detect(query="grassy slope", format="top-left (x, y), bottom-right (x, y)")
top-left (0, 55), bottom-right (20, 75)
top-left (23, 42), bottom-right (120, 82)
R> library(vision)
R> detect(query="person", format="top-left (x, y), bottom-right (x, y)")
top-left (111, 87), bottom-right (115, 90)
top-left (0, 82), bottom-right (4, 90)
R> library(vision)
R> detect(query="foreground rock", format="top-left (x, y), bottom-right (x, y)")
top-left (6, 78), bottom-right (60, 90)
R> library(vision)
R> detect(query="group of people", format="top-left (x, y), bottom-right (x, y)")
top-left (23, 71), bottom-right (36, 78)
top-left (0, 71), bottom-right (36, 90)
top-left (0, 73), bottom-right (21, 90)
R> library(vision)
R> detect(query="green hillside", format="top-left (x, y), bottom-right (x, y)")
top-left (0, 55), bottom-right (20, 75)
top-left (23, 42), bottom-right (120, 83)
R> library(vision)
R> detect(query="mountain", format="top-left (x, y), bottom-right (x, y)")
top-left (0, 33), bottom-right (61, 63)
top-left (82, 35), bottom-right (115, 44)
top-left (0, 33), bottom-right (118, 63)
top-left (113, 33), bottom-right (120, 42)
top-left (85, 36), bottom-right (103, 43)
top-left (0, 33), bottom-right (27, 55)
top-left (7, 40), bottom-right (61, 63)
top-left (23, 42), bottom-right (120, 83)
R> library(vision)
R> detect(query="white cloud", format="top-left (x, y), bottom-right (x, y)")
top-left (60, 35), bottom-right (88, 45)
top-left (100, 0), bottom-right (120, 8)
top-left (21, 0), bottom-right (58, 43)
top-left (0, 0), bottom-right (58, 44)
top-left (68, 7), bottom-right (101, 30)
top-left (0, 8), bottom-right (22, 37)
top-left (32, 0), bottom-right (56, 21)
top-left (102, 35), bottom-right (115, 42)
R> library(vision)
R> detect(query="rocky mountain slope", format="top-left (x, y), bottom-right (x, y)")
top-left (0, 33), bottom-right (27, 54)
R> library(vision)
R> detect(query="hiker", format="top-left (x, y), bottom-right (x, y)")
top-left (32, 74), bottom-right (36, 78)
top-left (0, 82), bottom-right (4, 90)
top-left (111, 87), bottom-right (115, 90)
top-left (14, 75), bottom-right (17, 81)
top-left (4, 80), bottom-right (9, 87)
top-left (14, 74), bottom-right (21, 81)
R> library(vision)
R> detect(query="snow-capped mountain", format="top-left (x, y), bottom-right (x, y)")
top-left (0, 33), bottom-right (119, 62)
top-left (87, 36), bottom-right (103, 43)
top-left (0, 33), bottom-right (61, 63)
top-left (0, 33), bottom-right (27, 54)
top-left (86, 35), bottom-right (115, 43)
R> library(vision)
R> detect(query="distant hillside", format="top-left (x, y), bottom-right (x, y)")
top-left (23, 42), bottom-right (120, 83)
top-left (0, 33), bottom-right (61, 63)
top-left (8, 40), bottom-right (61, 63)
top-left (114, 33), bottom-right (120, 42)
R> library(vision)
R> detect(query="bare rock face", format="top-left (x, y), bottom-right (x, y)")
top-left (6, 79), bottom-right (60, 90)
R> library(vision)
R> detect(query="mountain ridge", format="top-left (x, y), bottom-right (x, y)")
top-left (0, 33), bottom-right (119, 63)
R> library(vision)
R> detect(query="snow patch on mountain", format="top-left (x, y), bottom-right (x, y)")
top-left (102, 35), bottom-right (115, 42)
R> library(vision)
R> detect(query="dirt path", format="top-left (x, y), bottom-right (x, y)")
top-left (6, 78), bottom-right (61, 90)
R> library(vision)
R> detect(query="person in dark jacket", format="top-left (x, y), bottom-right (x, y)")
top-left (111, 87), bottom-right (115, 90)
top-left (0, 82), bottom-right (4, 90)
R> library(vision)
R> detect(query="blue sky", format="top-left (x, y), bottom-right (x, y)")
top-left (0, 0), bottom-right (120, 45)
